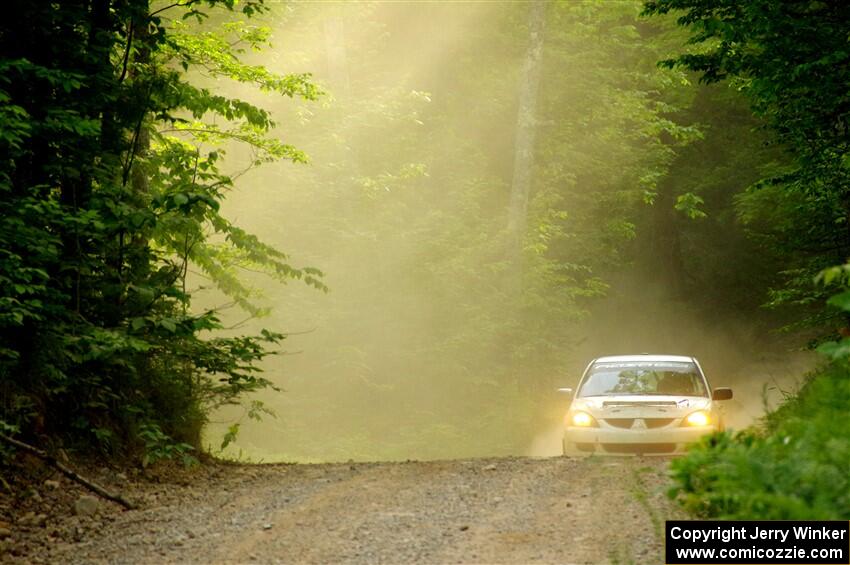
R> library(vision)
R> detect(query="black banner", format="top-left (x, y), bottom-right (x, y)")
top-left (666, 521), bottom-right (850, 564)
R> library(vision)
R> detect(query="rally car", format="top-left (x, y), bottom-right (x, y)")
top-left (560, 354), bottom-right (732, 455)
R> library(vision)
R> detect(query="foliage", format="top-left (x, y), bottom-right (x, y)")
top-left (138, 422), bottom-right (197, 467)
top-left (0, 0), bottom-right (320, 462)
top-left (669, 361), bottom-right (850, 519)
top-left (668, 271), bottom-right (850, 519)
top-left (643, 0), bottom-right (850, 330)
top-left (3, 0), bottom-right (843, 468)
top-left (646, 0), bottom-right (850, 521)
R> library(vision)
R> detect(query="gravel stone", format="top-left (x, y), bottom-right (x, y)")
top-left (73, 496), bottom-right (99, 517)
top-left (4, 456), bottom-right (681, 564)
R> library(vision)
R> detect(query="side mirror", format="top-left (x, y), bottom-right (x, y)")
top-left (712, 387), bottom-right (733, 401)
top-left (557, 387), bottom-right (573, 395)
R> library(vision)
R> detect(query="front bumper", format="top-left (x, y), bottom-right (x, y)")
top-left (564, 425), bottom-right (715, 455)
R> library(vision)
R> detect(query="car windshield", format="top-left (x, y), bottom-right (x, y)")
top-left (578, 361), bottom-right (707, 397)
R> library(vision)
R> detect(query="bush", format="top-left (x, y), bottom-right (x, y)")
top-left (669, 362), bottom-right (850, 519)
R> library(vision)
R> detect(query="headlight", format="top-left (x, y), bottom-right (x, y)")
top-left (683, 410), bottom-right (710, 427)
top-left (568, 411), bottom-right (597, 427)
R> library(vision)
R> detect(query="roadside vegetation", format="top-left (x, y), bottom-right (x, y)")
top-left (0, 0), bottom-right (323, 465)
top-left (671, 360), bottom-right (850, 519)
top-left (644, 0), bottom-right (850, 520)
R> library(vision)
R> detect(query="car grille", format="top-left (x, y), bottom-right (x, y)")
top-left (602, 443), bottom-right (677, 454)
top-left (603, 418), bottom-right (675, 429)
top-left (602, 400), bottom-right (678, 407)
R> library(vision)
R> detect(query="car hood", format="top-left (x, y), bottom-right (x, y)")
top-left (571, 395), bottom-right (710, 418)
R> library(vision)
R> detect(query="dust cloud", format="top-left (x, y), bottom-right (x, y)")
top-left (525, 285), bottom-right (815, 456)
top-left (195, 2), bottom-right (811, 462)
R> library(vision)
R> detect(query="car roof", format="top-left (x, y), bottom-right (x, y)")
top-left (593, 354), bottom-right (696, 363)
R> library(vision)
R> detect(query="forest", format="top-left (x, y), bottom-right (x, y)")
top-left (1, 0), bottom-right (849, 524)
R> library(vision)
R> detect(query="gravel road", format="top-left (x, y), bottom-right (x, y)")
top-left (3, 456), bottom-right (679, 564)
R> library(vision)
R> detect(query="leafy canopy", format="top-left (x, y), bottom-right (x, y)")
top-left (0, 0), bottom-right (321, 461)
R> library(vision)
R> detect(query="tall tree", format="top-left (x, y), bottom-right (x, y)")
top-left (507, 0), bottom-right (547, 255)
top-left (0, 0), bottom-right (321, 460)
top-left (643, 0), bottom-right (850, 330)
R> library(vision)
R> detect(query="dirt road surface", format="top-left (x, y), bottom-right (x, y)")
top-left (5, 456), bottom-right (680, 564)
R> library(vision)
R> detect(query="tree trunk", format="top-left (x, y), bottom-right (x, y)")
top-left (507, 0), bottom-right (546, 255)
top-left (645, 186), bottom-right (686, 300)
top-left (504, 1), bottom-right (546, 394)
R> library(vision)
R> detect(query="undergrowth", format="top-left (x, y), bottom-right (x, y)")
top-left (669, 361), bottom-right (850, 519)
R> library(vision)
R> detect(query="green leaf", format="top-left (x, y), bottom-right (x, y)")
top-left (674, 192), bottom-right (708, 220)
top-left (826, 291), bottom-right (850, 312)
top-left (221, 423), bottom-right (240, 450)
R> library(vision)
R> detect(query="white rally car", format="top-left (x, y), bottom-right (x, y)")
top-left (560, 354), bottom-right (733, 455)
